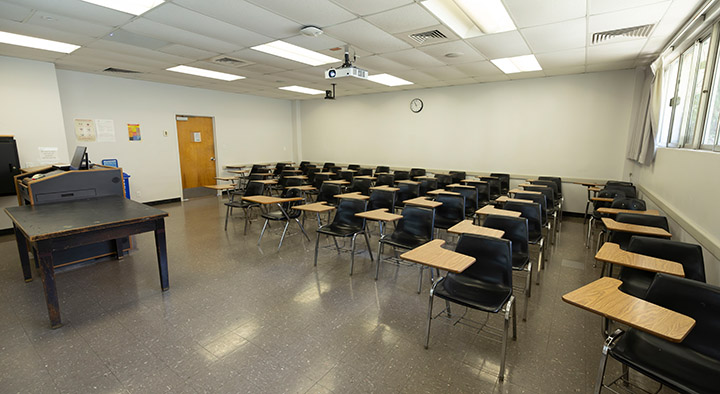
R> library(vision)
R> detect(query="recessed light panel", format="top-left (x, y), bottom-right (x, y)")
top-left (251, 40), bottom-right (338, 66)
top-left (368, 73), bottom-right (413, 87)
top-left (455, 0), bottom-right (516, 34)
top-left (279, 86), bottom-right (325, 95)
top-left (80, 0), bottom-right (165, 15)
top-left (167, 65), bottom-right (244, 81)
top-left (421, 0), bottom-right (482, 39)
top-left (0, 31), bottom-right (80, 53)
top-left (491, 55), bottom-right (542, 74)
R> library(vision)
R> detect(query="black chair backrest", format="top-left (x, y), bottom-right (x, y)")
top-left (606, 180), bottom-right (633, 187)
top-left (323, 162), bottom-right (335, 171)
top-left (245, 181), bottom-right (265, 197)
top-left (339, 170), bottom-right (354, 182)
top-left (610, 212), bottom-right (670, 249)
top-left (483, 215), bottom-right (529, 258)
top-left (274, 162), bottom-right (286, 176)
top-left (473, 183), bottom-right (490, 207)
top-left (299, 161), bottom-right (309, 169)
top-left (605, 184), bottom-right (637, 199)
top-left (503, 201), bottom-right (543, 241)
top-left (375, 166), bottom-right (390, 174)
top-left (593, 189), bottom-right (625, 211)
top-left (285, 178), bottom-right (303, 187)
top-left (368, 189), bottom-right (395, 211)
top-left (250, 164), bottom-right (264, 174)
top-left (281, 187), bottom-right (303, 218)
top-left (538, 176), bottom-right (562, 197)
top-left (454, 234), bottom-right (512, 286)
top-left (449, 171), bottom-right (465, 184)
top-left (357, 168), bottom-right (373, 176)
top-left (433, 194), bottom-right (465, 228)
top-left (480, 177), bottom-right (501, 198)
top-left (281, 170), bottom-right (295, 178)
top-left (249, 173), bottom-right (266, 181)
top-left (395, 206), bottom-right (434, 241)
top-left (350, 178), bottom-right (372, 195)
top-left (330, 166), bottom-right (342, 179)
top-left (394, 170), bottom-right (410, 181)
top-left (524, 185), bottom-right (555, 207)
top-left (645, 274), bottom-right (720, 360)
top-left (376, 173), bottom-right (395, 187)
top-left (330, 198), bottom-right (366, 230)
top-left (420, 178), bottom-right (437, 195)
top-left (318, 182), bottom-right (342, 205)
top-left (313, 173), bottom-right (330, 189)
top-left (448, 186), bottom-right (477, 217)
top-left (514, 192), bottom-right (547, 223)
top-left (396, 183), bottom-right (420, 206)
top-left (348, 164), bottom-right (360, 170)
top-left (307, 167), bottom-right (318, 183)
top-left (409, 168), bottom-right (426, 178)
top-left (436, 174), bottom-right (452, 189)
top-left (611, 198), bottom-right (646, 211)
top-left (530, 180), bottom-right (558, 200)
top-left (627, 236), bottom-right (705, 282)
top-left (490, 173), bottom-right (510, 193)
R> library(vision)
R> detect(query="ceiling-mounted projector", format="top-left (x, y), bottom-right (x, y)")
top-left (325, 45), bottom-right (367, 80)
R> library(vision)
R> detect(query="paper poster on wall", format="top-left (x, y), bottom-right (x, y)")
top-left (74, 118), bottom-right (97, 142)
top-left (128, 124), bottom-right (141, 141)
top-left (193, 132), bottom-right (201, 142)
top-left (38, 147), bottom-right (59, 164)
top-left (96, 119), bottom-right (116, 142)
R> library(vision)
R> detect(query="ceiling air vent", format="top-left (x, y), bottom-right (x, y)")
top-left (103, 67), bottom-right (141, 74)
top-left (211, 56), bottom-right (251, 67)
top-left (592, 24), bottom-right (654, 44)
top-left (408, 29), bottom-right (447, 45)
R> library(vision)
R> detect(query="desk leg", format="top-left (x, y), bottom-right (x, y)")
top-left (115, 238), bottom-right (125, 260)
top-left (36, 240), bottom-right (62, 329)
top-left (13, 225), bottom-right (32, 282)
top-left (154, 219), bottom-right (170, 291)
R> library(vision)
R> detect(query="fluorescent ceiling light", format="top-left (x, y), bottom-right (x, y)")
top-left (455, 0), bottom-right (516, 34)
top-left (421, 0), bottom-right (482, 39)
top-left (251, 40), bottom-right (338, 66)
top-left (0, 31), bottom-right (79, 53)
top-left (279, 85), bottom-right (325, 95)
top-left (167, 65), bottom-right (244, 81)
top-left (491, 55), bottom-right (542, 74)
top-left (368, 73), bottom-right (413, 87)
top-left (80, 0), bottom-right (165, 15)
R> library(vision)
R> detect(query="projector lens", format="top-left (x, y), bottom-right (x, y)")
top-left (329, 70), bottom-right (336, 78)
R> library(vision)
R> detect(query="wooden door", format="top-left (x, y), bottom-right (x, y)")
top-left (176, 115), bottom-right (216, 189)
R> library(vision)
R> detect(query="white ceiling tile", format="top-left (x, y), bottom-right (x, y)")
top-left (143, 3), bottom-right (272, 48)
top-left (324, 19), bottom-right (412, 54)
top-left (27, 10), bottom-right (114, 38)
top-left (240, 63), bottom-right (288, 75)
top-left (330, 0), bottom-right (412, 16)
top-left (467, 30), bottom-right (531, 59)
top-left (0, 42), bottom-right (65, 61)
top-left (650, 0), bottom-right (704, 37)
top-left (0, 17), bottom-right (95, 45)
top-left (586, 60), bottom-right (637, 72)
top-left (227, 48), bottom-right (339, 70)
top-left (504, 0), bottom-right (587, 28)
top-left (417, 40), bottom-right (486, 64)
top-left (587, 40), bottom-right (646, 63)
top-left (4, 0), bottom-right (133, 26)
top-left (589, 0), bottom-right (668, 15)
top-left (104, 29), bottom-right (170, 50)
top-left (522, 18), bottom-right (586, 53)
top-left (283, 34), bottom-right (347, 52)
top-left (473, 74), bottom-right (510, 83)
top-left (245, 0), bottom-right (356, 26)
top-left (454, 61), bottom-right (506, 77)
top-left (507, 70), bottom-right (546, 79)
top-left (0, 2), bottom-right (34, 22)
top-left (355, 55), bottom-right (411, 73)
top-left (158, 44), bottom-right (219, 61)
top-left (173, 0), bottom-right (303, 40)
top-left (88, 40), bottom-right (193, 65)
top-left (364, 4), bottom-right (438, 34)
top-left (123, 18), bottom-right (242, 53)
top-left (544, 65), bottom-right (587, 76)
top-left (382, 48), bottom-right (447, 68)
top-left (535, 48), bottom-right (586, 68)
top-left (392, 69), bottom-right (437, 83)
top-left (417, 65), bottom-right (469, 80)
top-left (588, 2), bottom-right (671, 34)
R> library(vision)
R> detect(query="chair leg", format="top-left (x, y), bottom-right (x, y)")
top-left (243, 208), bottom-right (250, 235)
top-left (417, 266), bottom-right (423, 294)
top-left (524, 264), bottom-right (531, 322)
top-left (424, 292), bottom-right (435, 349)
top-left (445, 300), bottom-right (452, 318)
top-left (278, 221), bottom-right (290, 249)
top-left (224, 205), bottom-right (232, 231)
top-left (314, 232), bottom-right (321, 266)
top-left (349, 234), bottom-right (357, 276)
top-left (333, 236), bottom-right (340, 253)
top-left (584, 200), bottom-right (590, 224)
top-left (363, 231), bottom-right (374, 261)
top-left (295, 218), bottom-right (310, 241)
top-left (594, 330), bottom-right (623, 394)
top-left (258, 219), bottom-right (269, 244)
top-left (375, 242), bottom-right (384, 280)
top-left (512, 296), bottom-right (517, 340)
top-left (586, 216), bottom-right (594, 248)
top-left (621, 364), bottom-right (630, 386)
top-left (500, 296), bottom-right (512, 381)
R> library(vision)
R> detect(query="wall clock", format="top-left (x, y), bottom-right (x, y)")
top-left (410, 98), bottom-right (423, 113)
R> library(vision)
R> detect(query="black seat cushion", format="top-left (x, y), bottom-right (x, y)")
top-left (434, 274), bottom-right (512, 313)
top-left (318, 222), bottom-right (363, 237)
top-left (511, 253), bottom-right (530, 271)
top-left (434, 215), bottom-right (461, 230)
top-left (382, 231), bottom-right (429, 250)
top-left (261, 210), bottom-right (287, 220)
top-left (610, 329), bottom-right (720, 394)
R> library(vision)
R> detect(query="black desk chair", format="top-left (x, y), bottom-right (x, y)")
top-left (329, 166), bottom-right (343, 179)
top-left (586, 189), bottom-right (626, 248)
top-left (285, 178), bottom-right (303, 188)
top-left (432, 194), bottom-right (465, 235)
top-left (425, 233), bottom-right (516, 381)
top-left (375, 165), bottom-right (390, 175)
top-left (491, 173), bottom-right (510, 195)
top-left (504, 201), bottom-right (546, 279)
top-left (317, 182), bottom-right (342, 207)
top-left (595, 274), bottom-right (720, 394)
top-left (603, 212), bottom-right (669, 252)
top-left (483, 215), bottom-right (532, 321)
top-left (394, 183), bottom-right (420, 211)
top-left (616, 236), bottom-right (705, 299)
top-left (515, 192), bottom-right (551, 244)
top-left (314, 199), bottom-right (373, 275)
top-left (481, 177), bottom-right (502, 200)
top-left (449, 171), bottom-right (465, 184)
top-left (339, 170), bottom-right (354, 183)
top-left (368, 189), bottom-right (395, 212)
top-left (393, 170), bottom-right (410, 181)
top-left (349, 178), bottom-right (372, 195)
top-left (435, 174), bottom-right (452, 189)
top-left (605, 184), bottom-right (637, 199)
top-left (348, 164), bottom-right (360, 170)
top-left (409, 168), bottom-right (426, 179)
top-left (524, 185), bottom-right (557, 243)
top-left (224, 181), bottom-right (265, 232)
top-left (322, 162), bottom-right (335, 171)
top-left (258, 188), bottom-right (309, 249)
top-left (538, 176), bottom-right (562, 216)
top-left (357, 168), bottom-right (373, 176)
top-left (376, 173), bottom-right (395, 187)
top-left (419, 178), bottom-right (437, 195)
top-left (376, 206), bottom-right (435, 293)
top-left (273, 162), bottom-right (286, 177)
top-left (448, 186), bottom-right (477, 219)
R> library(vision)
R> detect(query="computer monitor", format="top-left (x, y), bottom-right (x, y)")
top-left (70, 146), bottom-right (88, 170)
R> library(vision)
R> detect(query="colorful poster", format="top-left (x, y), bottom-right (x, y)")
top-left (128, 124), bottom-right (141, 141)
top-left (74, 118), bottom-right (96, 142)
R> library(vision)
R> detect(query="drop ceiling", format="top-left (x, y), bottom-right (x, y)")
top-left (0, 0), bottom-right (706, 99)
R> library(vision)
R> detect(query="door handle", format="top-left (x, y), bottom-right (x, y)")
top-left (210, 157), bottom-right (215, 161)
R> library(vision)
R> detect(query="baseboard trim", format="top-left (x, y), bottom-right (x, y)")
top-left (145, 197), bottom-right (182, 206)
top-left (638, 184), bottom-right (720, 260)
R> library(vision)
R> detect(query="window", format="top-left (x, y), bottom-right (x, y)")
top-left (703, 37), bottom-right (720, 150)
top-left (657, 58), bottom-right (679, 146)
top-left (683, 38), bottom-right (710, 147)
top-left (668, 46), bottom-right (697, 147)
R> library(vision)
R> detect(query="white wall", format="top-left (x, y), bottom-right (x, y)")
top-left (56, 70), bottom-right (294, 202)
top-left (0, 56), bottom-right (69, 229)
top-left (300, 70), bottom-right (638, 213)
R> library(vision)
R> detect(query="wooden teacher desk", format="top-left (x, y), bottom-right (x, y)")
top-left (5, 195), bottom-right (169, 328)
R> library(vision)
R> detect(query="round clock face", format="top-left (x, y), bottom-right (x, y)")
top-left (410, 98), bottom-right (423, 113)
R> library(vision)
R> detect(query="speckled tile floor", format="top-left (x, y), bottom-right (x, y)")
top-left (0, 196), bottom-right (679, 393)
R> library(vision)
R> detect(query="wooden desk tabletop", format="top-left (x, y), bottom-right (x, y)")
top-left (315, 172), bottom-right (336, 175)
top-left (334, 192), bottom-right (370, 200)
top-left (355, 176), bottom-right (377, 180)
top-left (355, 208), bottom-right (403, 222)
top-left (341, 169), bottom-right (357, 172)
top-left (597, 207), bottom-right (660, 216)
top-left (447, 183), bottom-right (475, 189)
top-left (397, 180), bottom-right (420, 185)
top-left (370, 186), bottom-right (399, 192)
top-left (224, 164), bottom-right (250, 170)
top-left (241, 195), bottom-right (302, 205)
top-left (324, 180), bottom-right (350, 185)
top-left (447, 220), bottom-right (504, 238)
top-left (460, 179), bottom-right (487, 184)
top-left (215, 176), bottom-right (239, 181)
top-left (595, 243), bottom-right (684, 277)
top-left (414, 175), bottom-right (436, 180)
top-left (476, 205), bottom-right (522, 217)
top-left (286, 185), bottom-right (316, 191)
top-left (519, 183), bottom-right (548, 188)
top-left (400, 239), bottom-right (476, 274)
top-left (589, 186), bottom-right (602, 192)
top-left (284, 169), bottom-right (302, 173)
top-left (482, 176), bottom-right (499, 179)
top-left (509, 188), bottom-right (540, 194)
top-left (591, 197), bottom-right (614, 202)
top-left (203, 184), bottom-right (235, 191)
top-left (601, 218), bottom-right (672, 238)
top-left (495, 196), bottom-right (533, 204)
top-left (426, 189), bottom-right (461, 196)
top-left (293, 202), bottom-right (336, 213)
top-left (403, 197), bottom-right (442, 208)
top-left (562, 277), bottom-right (695, 342)
top-left (286, 175), bottom-right (308, 180)
top-left (252, 179), bottom-right (278, 185)
top-left (227, 169), bottom-right (249, 174)
top-left (573, 181), bottom-right (605, 187)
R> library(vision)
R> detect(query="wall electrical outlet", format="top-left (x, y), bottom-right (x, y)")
top-left (163, 130), bottom-right (168, 137)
